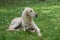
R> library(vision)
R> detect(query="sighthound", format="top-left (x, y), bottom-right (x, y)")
top-left (7, 7), bottom-right (41, 37)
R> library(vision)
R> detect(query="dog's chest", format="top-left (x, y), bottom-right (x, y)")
top-left (23, 17), bottom-right (32, 27)
top-left (23, 20), bottom-right (32, 28)
top-left (25, 22), bottom-right (31, 27)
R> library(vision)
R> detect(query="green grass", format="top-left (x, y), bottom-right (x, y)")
top-left (0, 0), bottom-right (60, 40)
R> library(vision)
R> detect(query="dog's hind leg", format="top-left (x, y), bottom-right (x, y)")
top-left (7, 17), bottom-right (22, 31)
top-left (7, 23), bottom-right (20, 31)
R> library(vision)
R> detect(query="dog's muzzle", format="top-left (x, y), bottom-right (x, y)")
top-left (35, 14), bottom-right (38, 17)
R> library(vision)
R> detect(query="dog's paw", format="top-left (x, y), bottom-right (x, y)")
top-left (38, 33), bottom-right (42, 37)
top-left (7, 29), bottom-right (12, 31)
top-left (16, 29), bottom-right (20, 31)
top-left (23, 29), bottom-right (26, 31)
top-left (29, 30), bottom-right (35, 32)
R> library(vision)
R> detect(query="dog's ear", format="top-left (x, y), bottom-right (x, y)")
top-left (26, 13), bottom-right (29, 16)
top-left (30, 10), bottom-right (32, 12)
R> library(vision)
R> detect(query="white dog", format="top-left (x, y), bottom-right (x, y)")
top-left (7, 7), bottom-right (41, 37)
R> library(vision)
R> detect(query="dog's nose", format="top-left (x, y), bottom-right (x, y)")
top-left (35, 14), bottom-right (38, 17)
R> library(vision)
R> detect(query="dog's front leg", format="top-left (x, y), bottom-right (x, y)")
top-left (31, 22), bottom-right (41, 37)
top-left (22, 21), bottom-right (26, 31)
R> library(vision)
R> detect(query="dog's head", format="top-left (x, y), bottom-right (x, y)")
top-left (23, 7), bottom-right (38, 18)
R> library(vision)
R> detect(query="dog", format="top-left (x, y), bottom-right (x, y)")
top-left (7, 7), bottom-right (41, 37)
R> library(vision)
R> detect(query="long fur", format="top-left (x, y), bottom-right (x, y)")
top-left (7, 7), bottom-right (41, 37)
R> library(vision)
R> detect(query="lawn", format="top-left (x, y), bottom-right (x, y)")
top-left (0, 0), bottom-right (60, 40)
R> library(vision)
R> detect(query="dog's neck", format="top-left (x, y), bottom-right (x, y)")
top-left (24, 15), bottom-right (33, 21)
top-left (22, 14), bottom-right (33, 23)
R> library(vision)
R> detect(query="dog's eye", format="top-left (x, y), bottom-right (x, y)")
top-left (30, 10), bottom-right (32, 12)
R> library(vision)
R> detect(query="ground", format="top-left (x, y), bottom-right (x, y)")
top-left (0, 0), bottom-right (60, 40)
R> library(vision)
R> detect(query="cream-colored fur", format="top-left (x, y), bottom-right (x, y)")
top-left (7, 7), bottom-right (41, 37)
